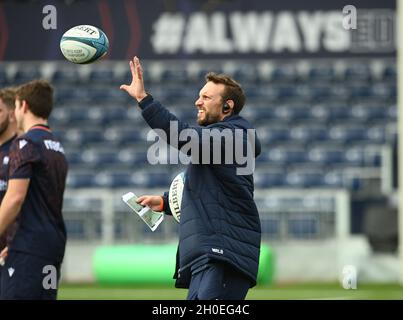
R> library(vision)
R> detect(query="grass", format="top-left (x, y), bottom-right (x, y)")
top-left (57, 283), bottom-right (403, 300)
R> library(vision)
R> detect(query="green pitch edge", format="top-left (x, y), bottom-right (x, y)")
top-left (93, 244), bottom-right (274, 286)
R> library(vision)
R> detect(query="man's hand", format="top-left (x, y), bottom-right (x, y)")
top-left (0, 246), bottom-right (8, 266)
top-left (137, 195), bottom-right (164, 212)
top-left (120, 56), bottom-right (148, 102)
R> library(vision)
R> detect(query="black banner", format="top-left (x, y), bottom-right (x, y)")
top-left (0, 0), bottom-right (396, 61)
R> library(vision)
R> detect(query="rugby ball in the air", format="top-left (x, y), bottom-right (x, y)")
top-left (60, 25), bottom-right (109, 64)
top-left (168, 172), bottom-right (186, 223)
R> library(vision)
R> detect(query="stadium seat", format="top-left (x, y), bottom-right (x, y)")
top-left (13, 67), bottom-right (42, 83)
top-left (52, 69), bottom-right (81, 84)
top-left (93, 172), bottom-right (134, 188)
top-left (266, 147), bottom-right (307, 165)
top-left (287, 214), bottom-right (318, 238)
top-left (87, 87), bottom-right (128, 104)
top-left (289, 125), bottom-right (328, 144)
top-left (260, 216), bottom-right (280, 237)
top-left (0, 69), bottom-right (8, 85)
top-left (160, 68), bottom-right (189, 83)
top-left (310, 104), bottom-right (351, 122)
top-left (54, 87), bottom-right (88, 104)
top-left (382, 64), bottom-right (396, 82)
top-left (64, 220), bottom-right (85, 239)
top-left (388, 104), bottom-right (397, 120)
top-left (350, 104), bottom-right (387, 122)
top-left (256, 126), bottom-right (290, 144)
top-left (232, 64), bottom-right (259, 83)
top-left (270, 65), bottom-right (298, 83)
top-left (285, 170), bottom-right (324, 187)
top-left (88, 69), bottom-right (115, 84)
top-left (307, 147), bottom-right (345, 165)
top-left (129, 170), bottom-right (171, 188)
top-left (104, 127), bottom-right (143, 146)
top-left (323, 170), bottom-right (361, 190)
top-left (371, 83), bottom-right (396, 101)
top-left (307, 65), bottom-right (335, 82)
top-left (64, 128), bottom-right (104, 146)
top-left (343, 64), bottom-right (372, 82)
top-left (66, 171), bottom-right (96, 188)
top-left (309, 85), bottom-right (334, 102)
top-left (79, 149), bottom-right (120, 167)
top-left (365, 126), bottom-right (387, 144)
top-left (273, 104), bottom-right (310, 122)
top-left (254, 169), bottom-right (286, 188)
top-left (64, 149), bottom-right (83, 167)
top-left (328, 125), bottom-right (368, 143)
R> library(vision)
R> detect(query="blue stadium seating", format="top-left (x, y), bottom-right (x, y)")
top-left (51, 69), bottom-right (80, 84)
top-left (257, 126), bottom-right (290, 144)
top-left (328, 125), bottom-right (368, 143)
top-left (63, 128), bottom-right (104, 146)
top-left (254, 170), bottom-right (286, 188)
top-left (266, 147), bottom-right (307, 165)
top-left (307, 147), bottom-right (345, 165)
top-left (260, 216), bottom-right (280, 237)
top-left (160, 68), bottom-right (189, 83)
top-left (343, 64), bottom-right (372, 82)
top-left (0, 69), bottom-right (7, 85)
top-left (382, 64), bottom-right (396, 81)
top-left (66, 171), bottom-right (96, 188)
top-left (289, 125), bottom-right (328, 144)
top-left (307, 65), bottom-right (335, 82)
top-left (285, 170), bottom-right (324, 187)
top-left (88, 69), bottom-right (115, 84)
top-left (11, 60), bottom-right (394, 191)
top-left (288, 215), bottom-right (318, 238)
top-left (13, 67), bottom-right (41, 84)
top-left (270, 65), bottom-right (298, 83)
top-left (103, 127), bottom-right (144, 146)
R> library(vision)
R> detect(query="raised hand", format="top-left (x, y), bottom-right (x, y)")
top-left (120, 56), bottom-right (148, 102)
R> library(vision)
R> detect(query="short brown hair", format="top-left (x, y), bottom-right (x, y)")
top-left (0, 87), bottom-right (16, 109)
top-left (205, 72), bottom-right (246, 114)
top-left (15, 80), bottom-right (53, 119)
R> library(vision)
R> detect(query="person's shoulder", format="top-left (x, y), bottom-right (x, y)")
top-left (10, 132), bottom-right (39, 153)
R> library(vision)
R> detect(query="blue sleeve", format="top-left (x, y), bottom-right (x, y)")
top-left (162, 191), bottom-right (172, 215)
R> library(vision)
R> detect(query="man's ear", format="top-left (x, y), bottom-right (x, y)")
top-left (21, 100), bottom-right (29, 113)
top-left (227, 100), bottom-right (234, 112)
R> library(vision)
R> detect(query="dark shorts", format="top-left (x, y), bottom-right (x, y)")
top-left (0, 251), bottom-right (61, 300)
top-left (187, 262), bottom-right (251, 300)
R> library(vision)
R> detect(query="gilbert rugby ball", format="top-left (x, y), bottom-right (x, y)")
top-left (60, 25), bottom-right (109, 64)
top-left (168, 172), bottom-right (186, 223)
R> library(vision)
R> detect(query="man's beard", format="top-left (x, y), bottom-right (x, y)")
top-left (197, 111), bottom-right (220, 126)
top-left (0, 118), bottom-right (9, 136)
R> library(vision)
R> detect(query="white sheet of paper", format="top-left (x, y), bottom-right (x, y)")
top-left (122, 192), bottom-right (164, 232)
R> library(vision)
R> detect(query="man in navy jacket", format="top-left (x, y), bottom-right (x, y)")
top-left (121, 57), bottom-right (261, 300)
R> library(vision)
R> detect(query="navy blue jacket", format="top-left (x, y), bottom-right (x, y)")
top-left (139, 95), bottom-right (261, 288)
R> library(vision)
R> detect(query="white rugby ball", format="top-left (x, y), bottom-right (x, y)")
top-left (60, 25), bottom-right (109, 64)
top-left (168, 172), bottom-right (186, 223)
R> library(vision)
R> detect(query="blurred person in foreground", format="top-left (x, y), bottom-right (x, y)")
top-left (120, 57), bottom-right (261, 300)
top-left (0, 87), bottom-right (18, 298)
top-left (0, 80), bottom-right (68, 300)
